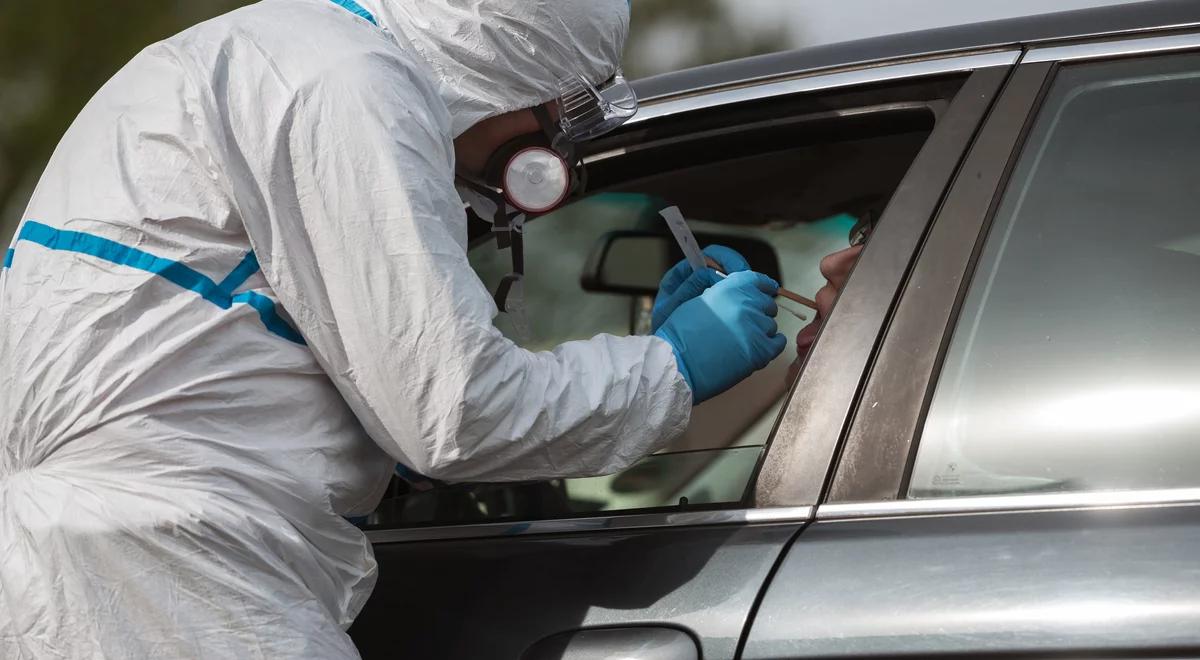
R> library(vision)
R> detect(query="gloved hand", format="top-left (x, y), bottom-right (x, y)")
top-left (654, 270), bottom-right (787, 404)
top-left (652, 245), bottom-right (751, 331)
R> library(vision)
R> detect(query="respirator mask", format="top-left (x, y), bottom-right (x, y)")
top-left (457, 69), bottom-right (638, 338)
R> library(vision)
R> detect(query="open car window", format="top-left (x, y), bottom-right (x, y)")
top-left (361, 76), bottom-right (964, 529)
top-left (468, 197), bottom-right (855, 513)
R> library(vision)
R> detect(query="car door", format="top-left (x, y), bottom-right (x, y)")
top-left (743, 32), bottom-right (1200, 659)
top-left (348, 51), bottom-right (1015, 660)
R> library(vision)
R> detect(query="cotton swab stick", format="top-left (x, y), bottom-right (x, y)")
top-left (706, 265), bottom-right (808, 320)
top-left (704, 257), bottom-right (820, 311)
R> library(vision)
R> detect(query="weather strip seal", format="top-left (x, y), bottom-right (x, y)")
top-left (367, 505), bottom-right (815, 544)
top-left (819, 488), bottom-right (1200, 520)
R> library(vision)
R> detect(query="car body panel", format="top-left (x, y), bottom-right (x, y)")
top-left (743, 504), bottom-right (1200, 658)
top-left (350, 523), bottom-right (802, 659)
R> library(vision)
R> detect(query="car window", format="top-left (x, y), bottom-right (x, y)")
top-left (466, 194), bottom-right (855, 512)
top-left (910, 53), bottom-right (1200, 498)
top-left (354, 196), bottom-right (853, 529)
top-left (359, 92), bottom-right (945, 528)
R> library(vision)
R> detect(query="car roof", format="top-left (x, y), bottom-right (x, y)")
top-left (632, 0), bottom-right (1200, 102)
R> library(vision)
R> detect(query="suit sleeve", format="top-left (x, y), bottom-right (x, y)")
top-left (237, 58), bottom-right (692, 482)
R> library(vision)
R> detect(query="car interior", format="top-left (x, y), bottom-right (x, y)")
top-left (362, 74), bottom-right (970, 528)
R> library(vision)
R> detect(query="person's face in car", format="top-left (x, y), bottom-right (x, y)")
top-left (791, 244), bottom-right (863, 375)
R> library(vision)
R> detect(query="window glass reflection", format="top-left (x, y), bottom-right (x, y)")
top-left (911, 54), bottom-right (1200, 498)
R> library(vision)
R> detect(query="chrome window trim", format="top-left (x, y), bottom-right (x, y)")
top-left (627, 50), bottom-right (1019, 127)
top-left (1026, 30), bottom-right (1200, 63)
top-left (366, 506), bottom-right (813, 544)
top-left (818, 488), bottom-right (1200, 521)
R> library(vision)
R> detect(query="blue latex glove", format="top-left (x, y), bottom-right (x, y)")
top-left (654, 270), bottom-right (787, 404)
top-left (651, 245), bottom-right (751, 332)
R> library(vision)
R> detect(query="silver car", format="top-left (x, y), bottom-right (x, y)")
top-left (352, 2), bottom-right (1200, 657)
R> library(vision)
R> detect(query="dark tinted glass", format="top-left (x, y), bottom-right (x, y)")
top-left (912, 53), bottom-right (1200, 497)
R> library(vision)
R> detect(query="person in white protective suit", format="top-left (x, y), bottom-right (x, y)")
top-left (0, 0), bottom-right (788, 657)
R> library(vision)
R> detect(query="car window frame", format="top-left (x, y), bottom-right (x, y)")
top-left (364, 50), bottom-right (1021, 544)
top-left (825, 30), bottom-right (1200, 510)
top-left (752, 62), bottom-right (1015, 508)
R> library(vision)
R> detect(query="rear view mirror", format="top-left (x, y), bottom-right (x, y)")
top-left (580, 230), bottom-right (783, 296)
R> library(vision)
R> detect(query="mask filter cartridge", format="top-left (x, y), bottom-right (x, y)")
top-left (503, 147), bottom-right (571, 214)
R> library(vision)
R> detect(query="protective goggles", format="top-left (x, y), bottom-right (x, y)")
top-left (554, 68), bottom-right (639, 143)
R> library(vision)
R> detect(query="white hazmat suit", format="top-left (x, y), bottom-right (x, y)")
top-left (0, 0), bottom-right (692, 657)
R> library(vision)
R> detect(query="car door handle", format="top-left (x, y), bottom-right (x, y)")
top-left (522, 626), bottom-right (699, 660)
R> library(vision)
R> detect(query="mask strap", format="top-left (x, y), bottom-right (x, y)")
top-left (456, 175), bottom-right (529, 328)
top-left (458, 175), bottom-right (518, 250)
top-left (532, 104), bottom-right (589, 201)
top-left (493, 213), bottom-right (525, 312)
top-left (459, 108), bottom-right (574, 339)
top-left (494, 213), bottom-right (530, 340)
top-left (532, 105), bottom-right (577, 164)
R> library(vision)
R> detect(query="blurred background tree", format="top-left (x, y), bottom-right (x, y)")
top-left (0, 1), bottom-right (246, 239)
top-left (625, 0), bottom-right (788, 79)
top-left (0, 0), bottom-right (785, 240)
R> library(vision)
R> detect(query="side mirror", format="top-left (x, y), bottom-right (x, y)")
top-left (580, 230), bottom-right (784, 296)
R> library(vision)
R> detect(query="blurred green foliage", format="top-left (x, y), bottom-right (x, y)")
top-left (626, 0), bottom-right (789, 79)
top-left (0, 0), bottom-right (786, 240)
top-left (0, 2), bottom-right (247, 238)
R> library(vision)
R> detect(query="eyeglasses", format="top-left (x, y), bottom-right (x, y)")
top-left (849, 213), bottom-right (876, 247)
